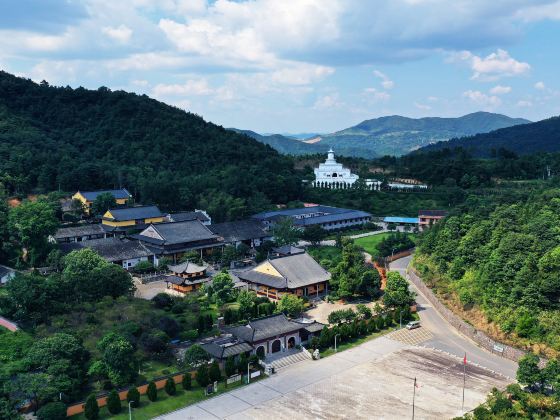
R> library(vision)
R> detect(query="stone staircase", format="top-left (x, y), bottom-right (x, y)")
top-left (268, 349), bottom-right (312, 371)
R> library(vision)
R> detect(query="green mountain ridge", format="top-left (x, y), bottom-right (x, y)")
top-left (416, 115), bottom-right (560, 157)
top-left (239, 112), bottom-right (530, 158)
top-left (0, 70), bottom-right (300, 218)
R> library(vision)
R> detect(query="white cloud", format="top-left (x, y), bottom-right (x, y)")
top-left (363, 87), bottom-right (391, 101)
top-left (489, 85), bottom-right (512, 95)
top-left (534, 81), bottom-right (545, 90)
top-left (463, 90), bottom-right (502, 107)
top-left (414, 102), bottom-right (431, 110)
top-left (152, 78), bottom-right (213, 97)
top-left (373, 70), bottom-right (394, 89)
top-left (313, 93), bottom-right (342, 109)
top-left (102, 25), bottom-right (133, 43)
top-left (449, 49), bottom-right (530, 81)
top-left (517, 100), bottom-right (533, 107)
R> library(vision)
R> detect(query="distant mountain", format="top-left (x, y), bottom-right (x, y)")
top-left (229, 129), bottom-right (326, 155)
top-left (417, 116), bottom-right (560, 157)
top-left (238, 112), bottom-right (530, 158)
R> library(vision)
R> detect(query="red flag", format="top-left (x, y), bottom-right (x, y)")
top-left (463, 353), bottom-right (467, 365)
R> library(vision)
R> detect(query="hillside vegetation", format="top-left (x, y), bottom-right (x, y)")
top-left (415, 185), bottom-right (560, 355)
top-left (0, 71), bottom-right (299, 219)
top-left (419, 115), bottom-right (560, 157)
top-left (246, 112), bottom-right (529, 157)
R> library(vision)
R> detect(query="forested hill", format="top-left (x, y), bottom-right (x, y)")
top-left (417, 116), bottom-right (560, 157)
top-left (228, 128), bottom-right (323, 155)
top-left (415, 186), bottom-right (560, 356)
top-left (0, 71), bottom-right (300, 218)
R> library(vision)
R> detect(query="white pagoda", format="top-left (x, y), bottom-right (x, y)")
top-left (313, 149), bottom-right (359, 189)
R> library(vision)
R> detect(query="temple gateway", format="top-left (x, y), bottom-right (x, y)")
top-left (313, 149), bottom-right (381, 190)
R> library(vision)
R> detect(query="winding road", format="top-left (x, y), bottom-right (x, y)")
top-left (389, 255), bottom-right (518, 379)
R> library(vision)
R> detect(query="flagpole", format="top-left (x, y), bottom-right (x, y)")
top-left (462, 353), bottom-right (466, 411)
top-left (412, 377), bottom-right (416, 420)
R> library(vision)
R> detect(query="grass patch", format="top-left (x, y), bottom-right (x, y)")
top-left (354, 233), bottom-right (416, 258)
top-left (320, 325), bottom-right (398, 358)
top-left (307, 245), bottom-right (342, 265)
top-left (71, 381), bottom-right (247, 419)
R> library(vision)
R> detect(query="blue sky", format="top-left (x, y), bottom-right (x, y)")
top-left (1, 0), bottom-right (560, 133)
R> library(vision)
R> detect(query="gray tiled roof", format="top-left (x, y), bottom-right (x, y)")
top-left (59, 238), bottom-right (153, 262)
top-left (164, 275), bottom-right (209, 286)
top-left (105, 205), bottom-right (162, 221)
top-left (238, 252), bottom-right (330, 290)
top-left (168, 261), bottom-right (208, 274)
top-left (54, 224), bottom-right (106, 239)
top-left (252, 205), bottom-right (371, 226)
top-left (167, 211), bottom-right (210, 223)
top-left (272, 245), bottom-right (304, 256)
top-left (201, 338), bottom-right (253, 359)
top-left (208, 220), bottom-right (269, 243)
top-left (0, 265), bottom-right (16, 279)
top-left (225, 314), bottom-right (303, 343)
top-left (418, 210), bottom-right (448, 217)
top-left (141, 220), bottom-right (220, 245)
top-left (79, 189), bottom-right (131, 201)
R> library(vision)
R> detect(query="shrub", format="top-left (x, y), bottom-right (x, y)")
top-left (376, 317), bottom-right (386, 330)
top-left (165, 378), bottom-right (177, 396)
top-left (182, 373), bottom-right (192, 390)
top-left (132, 260), bottom-right (154, 274)
top-left (147, 381), bottom-right (158, 402)
top-left (159, 316), bottom-right (181, 338)
top-left (152, 293), bottom-right (173, 309)
top-left (106, 389), bottom-right (121, 414)
top-left (37, 402), bottom-right (67, 420)
top-left (84, 394), bottom-right (99, 420)
top-left (196, 364), bottom-right (210, 388)
top-left (209, 361), bottom-right (222, 383)
top-left (225, 356), bottom-right (237, 377)
top-left (127, 387), bottom-right (140, 407)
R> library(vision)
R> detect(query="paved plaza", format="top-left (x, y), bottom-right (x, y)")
top-left (157, 336), bottom-right (508, 420)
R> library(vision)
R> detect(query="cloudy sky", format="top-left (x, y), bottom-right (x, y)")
top-left (2, 0), bottom-right (560, 133)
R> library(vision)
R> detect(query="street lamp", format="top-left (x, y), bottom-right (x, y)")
top-left (247, 361), bottom-right (252, 384)
top-left (128, 401), bottom-right (134, 420)
top-left (334, 334), bottom-right (340, 352)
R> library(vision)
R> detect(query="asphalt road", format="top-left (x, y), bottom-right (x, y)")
top-left (389, 255), bottom-right (518, 379)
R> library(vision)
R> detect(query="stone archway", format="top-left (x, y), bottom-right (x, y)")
top-left (271, 339), bottom-right (281, 353)
top-left (287, 337), bottom-right (296, 349)
top-left (256, 345), bottom-right (265, 358)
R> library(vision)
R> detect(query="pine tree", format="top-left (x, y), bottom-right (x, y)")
top-left (127, 387), bottom-right (140, 408)
top-left (197, 314), bottom-right (206, 333)
top-left (182, 373), bottom-right (192, 390)
top-left (205, 314), bottom-right (214, 330)
top-left (84, 394), bottom-right (99, 420)
top-left (164, 378), bottom-right (177, 396)
top-left (106, 389), bottom-right (121, 414)
top-left (147, 381), bottom-right (158, 402)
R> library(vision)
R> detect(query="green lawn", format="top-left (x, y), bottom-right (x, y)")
top-left (71, 381), bottom-right (247, 419)
top-left (307, 245), bottom-right (342, 265)
top-left (354, 233), bottom-right (416, 258)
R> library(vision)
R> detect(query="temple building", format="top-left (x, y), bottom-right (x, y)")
top-left (312, 149), bottom-right (381, 190)
top-left (164, 261), bottom-right (210, 294)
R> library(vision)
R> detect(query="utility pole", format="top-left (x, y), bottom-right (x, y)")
top-left (462, 353), bottom-right (467, 410)
top-left (412, 377), bottom-right (417, 420)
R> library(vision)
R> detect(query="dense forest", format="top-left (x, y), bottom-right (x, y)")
top-left (0, 71), bottom-right (300, 217)
top-left (415, 182), bottom-right (560, 355)
top-left (419, 116), bottom-right (560, 157)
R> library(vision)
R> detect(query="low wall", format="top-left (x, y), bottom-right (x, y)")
top-left (0, 315), bottom-right (19, 332)
top-left (66, 371), bottom-right (195, 417)
top-left (407, 268), bottom-right (526, 363)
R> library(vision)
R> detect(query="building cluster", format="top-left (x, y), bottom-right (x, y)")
top-left (312, 150), bottom-right (381, 190)
top-left (43, 189), bottom-right (378, 297)
top-left (383, 209), bottom-right (447, 231)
